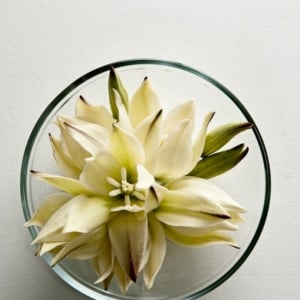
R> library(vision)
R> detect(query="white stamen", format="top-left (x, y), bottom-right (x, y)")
top-left (107, 177), bottom-right (121, 188)
top-left (109, 189), bottom-right (122, 197)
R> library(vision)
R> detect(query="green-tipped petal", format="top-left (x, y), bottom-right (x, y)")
top-left (128, 77), bottom-right (161, 128)
top-left (203, 122), bottom-right (253, 156)
top-left (155, 119), bottom-right (193, 179)
top-left (75, 96), bottom-right (113, 129)
top-left (25, 192), bottom-right (71, 227)
top-left (190, 144), bottom-right (249, 178)
top-left (31, 171), bottom-right (91, 195)
top-left (143, 214), bottom-right (166, 289)
top-left (163, 225), bottom-right (239, 248)
top-left (108, 212), bottom-right (148, 282)
top-left (108, 66), bottom-right (129, 120)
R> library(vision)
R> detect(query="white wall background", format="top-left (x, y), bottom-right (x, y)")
top-left (1, 1), bottom-right (300, 299)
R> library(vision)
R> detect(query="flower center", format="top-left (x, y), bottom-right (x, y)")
top-left (107, 167), bottom-right (144, 206)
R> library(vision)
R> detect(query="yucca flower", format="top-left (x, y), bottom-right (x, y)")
top-left (26, 67), bottom-right (251, 293)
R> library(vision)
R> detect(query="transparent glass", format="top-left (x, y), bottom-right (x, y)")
top-left (20, 59), bottom-right (271, 299)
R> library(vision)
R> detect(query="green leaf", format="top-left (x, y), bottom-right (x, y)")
top-left (108, 66), bottom-right (129, 120)
top-left (189, 144), bottom-right (249, 179)
top-left (203, 122), bottom-right (253, 156)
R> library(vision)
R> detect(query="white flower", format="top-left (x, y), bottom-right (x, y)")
top-left (26, 67), bottom-right (249, 294)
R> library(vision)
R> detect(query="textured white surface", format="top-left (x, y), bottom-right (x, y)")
top-left (1, 1), bottom-right (300, 299)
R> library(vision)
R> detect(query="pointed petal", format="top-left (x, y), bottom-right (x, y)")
top-left (108, 212), bottom-right (148, 281)
top-left (25, 192), bottom-right (71, 227)
top-left (114, 89), bottom-right (134, 132)
top-left (155, 119), bottom-right (193, 179)
top-left (51, 227), bottom-right (106, 265)
top-left (49, 134), bottom-right (80, 178)
top-left (93, 241), bottom-right (114, 284)
top-left (154, 207), bottom-right (226, 228)
top-left (38, 242), bottom-right (66, 256)
top-left (135, 164), bottom-right (155, 190)
top-left (108, 66), bottom-right (129, 120)
top-left (128, 77), bottom-right (161, 127)
top-left (163, 100), bottom-right (195, 135)
top-left (203, 121), bottom-right (254, 156)
top-left (143, 214), bottom-right (166, 289)
top-left (60, 116), bottom-right (109, 155)
top-left (113, 259), bottom-right (132, 294)
top-left (160, 189), bottom-right (230, 218)
top-left (190, 112), bottom-right (215, 170)
top-left (109, 124), bottom-right (145, 177)
top-left (32, 195), bottom-right (87, 243)
top-left (31, 171), bottom-right (91, 195)
top-left (75, 96), bottom-right (113, 129)
top-left (189, 144), bottom-right (249, 179)
top-left (63, 196), bottom-right (110, 233)
top-left (166, 176), bottom-right (247, 213)
top-left (80, 151), bottom-right (121, 195)
top-left (163, 225), bottom-right (239, 248)
top-left (135, 109), bottom-right (162, 173)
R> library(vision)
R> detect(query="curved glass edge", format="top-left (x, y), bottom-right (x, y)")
top-left (20, 58), bottom-right (271, 300)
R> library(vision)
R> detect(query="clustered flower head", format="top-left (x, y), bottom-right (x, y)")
top-left (26, 67), bottom-right (252, 294)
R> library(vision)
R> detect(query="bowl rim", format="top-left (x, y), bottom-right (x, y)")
top-left (20, 58), bottom-right (271, 299)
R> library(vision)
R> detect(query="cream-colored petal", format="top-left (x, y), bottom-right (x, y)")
top-left (144, 184), bottom-right (167, 214)
top-left (128, 78), bottom-right (161, 128)
top-left (155, 119), bottom-right (193, 179)
top-left (51, 227), bottom-right (106, 265)
top-left (80, 151), bottom-right (121, 195)
top-left (75, 96), bottom-right (113, 129)
top-left (49, 134), bottom-right (80, 178)
top-left (59, 116), bottom-right (109, 155)
top-left (189, 112), bottom-right (215, 171)
top-left (63, 196), bottom-right (110, 233)
top-left (160, 189), bottom-right (230, 218)
top-left (108, 212), bottom-right (148, 282)
top-left (163, 225), bottom-right (239, 248)
top-left (134, 109), bottom-right (162, 173)
top-left (143, 214), bottom-right (166, 289)
top-left (57, 118), bottom-right (93, 170)
top-left (32, 195), bottom-right (87, 244)
top-left (38, 242), bottom-right (66, 256)
top-left (113, 259), bottom-right (132, 294)
top-left (166, 176), bottom-right (247, 213)
top-left (93, 241), bottom-right (114, 284)
top-left (154, 207), bottom-right (226, 228)
top-left (109, 124), bottom-right (145, 177)
top-left (135, 164), bottom-right (155, 190)
top-left (31, 171), bottom-right (91, 195)
top-left (163, 100), bottom-right (195, 135)
top-left (25, 192), bottom-right (71, 227)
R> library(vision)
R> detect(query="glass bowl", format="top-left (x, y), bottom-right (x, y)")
top-left (21, 59), bottom-right (271, 299)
